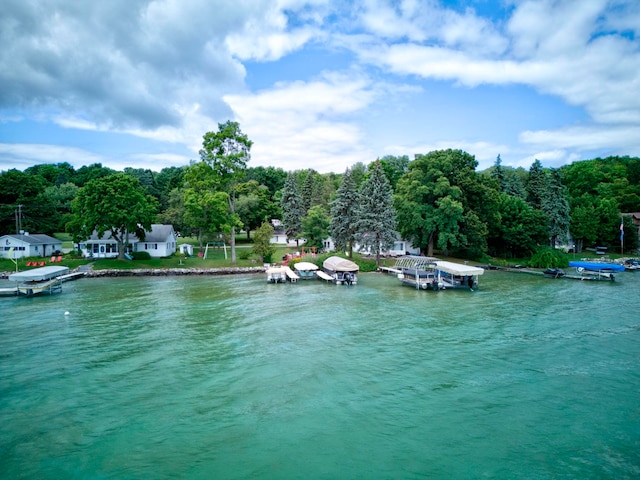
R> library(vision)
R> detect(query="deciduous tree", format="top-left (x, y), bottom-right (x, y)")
top-left (69, 173), bottom-right (158, 260)
top-left (198, 121), bottom-right (252, 263)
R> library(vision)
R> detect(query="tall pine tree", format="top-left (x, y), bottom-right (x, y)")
top-left (354, 161), bottom-right (397, 266)
top-left (280, 173), bottom-right (304, 246)
top-left (329, 169), bottom-right (359, 257)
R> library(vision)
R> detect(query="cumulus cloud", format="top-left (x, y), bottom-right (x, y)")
top-left (0, 0), bottom-right (638, 174)
top-left (0, 0), bottom-right (246, 129)
top-left (224, 71), bottom-right (380, 172)
top-left (0, 143), bottom-right (106, 170)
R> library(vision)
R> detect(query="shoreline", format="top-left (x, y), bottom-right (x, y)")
top-left (1, 266), bottom-right (267, 279)
top-left (84, 267), bottom-right (267, 277)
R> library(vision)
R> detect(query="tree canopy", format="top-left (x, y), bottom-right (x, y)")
top-left (68, 173), bottom-right (158, 260)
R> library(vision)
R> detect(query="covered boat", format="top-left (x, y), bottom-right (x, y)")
top-left (322, 256), bottom-right (359, 285)
top-left (393, 256), bottom-right (441, 290)
top-left (568, 260), bottom-right (624, 281)
top-left (433, 261), bottom-right (484, 290)
top-left (293, 261), bottom-right (319, 279)
top-left (9, 265), bottom-right (70, 296)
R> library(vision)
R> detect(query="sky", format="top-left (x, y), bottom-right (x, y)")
top-left (1, 0), bottom-right (639, 175)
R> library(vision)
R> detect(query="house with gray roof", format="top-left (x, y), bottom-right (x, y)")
top-left (0, 233), bottom-right (63, 259)
top-left (78, 224), bottom-right (177, 259)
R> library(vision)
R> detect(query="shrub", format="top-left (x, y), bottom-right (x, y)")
top-left (131, 251), bottom-right (151, 260)
top-left (528, 247), bottom-right (569, 269)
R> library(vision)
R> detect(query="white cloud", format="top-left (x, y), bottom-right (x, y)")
top-left (224, 71), bottom-right (380, 172)
top-left (0, 143), bottom-right (106, 170)
top-left (520, 124), bottom-right (640, 153)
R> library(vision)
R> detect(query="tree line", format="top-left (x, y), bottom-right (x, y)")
top-left (1, 121), bottom-right (638, 263)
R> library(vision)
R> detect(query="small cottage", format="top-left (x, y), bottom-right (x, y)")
top-left (0, 233), bottom-right (63, 259)
top-left (78, 224), bottom-right (178, 259)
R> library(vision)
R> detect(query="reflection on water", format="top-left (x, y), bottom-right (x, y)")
top-left (1, 271), bottom-right (639, 479)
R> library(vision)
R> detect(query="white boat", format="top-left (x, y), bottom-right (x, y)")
top-left (294, 261), bottom-right (319, 279)
top-left (392, 256), bottom-right (441, 290)
top-left (433, 261), bottom-right (484, 290)
top-left (322, 256), bottom-right (359, 285)
top-left (8, 266), bottom-right (70, 296)
top-left (266, 266), bottom-right (287, 283)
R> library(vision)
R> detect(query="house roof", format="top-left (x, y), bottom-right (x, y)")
top-left (1, 234), bottom-right (61, 245)
top-left (143, 224), bottom-right (175, 242)
top-left (85, 224), bottom-right (174, 243)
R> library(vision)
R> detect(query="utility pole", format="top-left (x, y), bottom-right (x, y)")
top-left (15, 204), bottom-right (23, 234)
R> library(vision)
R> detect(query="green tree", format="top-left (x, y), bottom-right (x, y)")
top-left (543, 169), bottom-right (570, 248)
top-left (281, 173), bottom-right (304, 245)
top-left (38, 182), bottom-right (80, 233)
top-left (354, 161), bottom-right (397, 266)
top-left (377, 155), bottom-right (409, 190)
top-left (183, 162), bottom-right (230, 249)
top-left (252, 221), bottom-right (276, 263)
top-left (329, 169), bottom-right (359, 257)
top-left (490, 194), bottom-right (548, 258)
top-left (68, 173), bottom-right (158, 260)
top-left (236, 180), bottom-right (277, 240)
top-left (157, 187), bottom-right (189, 236)
top-left (526, 159), bottom-right (547, 210)
top-left (198, 121), bottom-right (252, 263)
top-left (395, 152), bottom-right (466, 256)
top-left (301, 205), bottom-right (330, 250)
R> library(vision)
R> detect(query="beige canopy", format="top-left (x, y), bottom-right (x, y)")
top-left (323, 256), bottom-right (359, 272)
top-left (294, 262), bottom-right (319, 272)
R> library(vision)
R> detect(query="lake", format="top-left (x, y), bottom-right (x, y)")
top-left (1, 270), bottom-right (639, 479)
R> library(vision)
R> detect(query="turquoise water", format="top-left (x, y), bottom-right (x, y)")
top-left (1, 271), bottom-right (639, 479)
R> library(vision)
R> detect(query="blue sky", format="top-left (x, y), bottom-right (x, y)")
top-left (1, 0), bottom-right (639, 174)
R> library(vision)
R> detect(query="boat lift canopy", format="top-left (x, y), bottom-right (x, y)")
top-left (434, 261), bottom-right (484, 276)
top-left (9, 266), bottom-right (70, 282)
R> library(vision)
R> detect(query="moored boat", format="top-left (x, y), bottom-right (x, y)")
top-left (568, 260), bottom-right (624, 281)
top-left (266, 266), bottom-right (287, 283)
top-left (293, 261), bottom-right (319, 279)
top-left (322, 256), bottom-right (359, 285)
top-left (8, 265), bottom-right (70, 296)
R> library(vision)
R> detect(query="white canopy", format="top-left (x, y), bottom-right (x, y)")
top-left (9, 266), bottom-right (70, 282)
top-left (434, 261), bottom-right (484, 276)
top-left (323, 256), bottom-right (359, 272)
top-left (294, 262), bottom-right (319, 271)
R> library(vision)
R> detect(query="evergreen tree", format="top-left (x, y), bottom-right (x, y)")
top-left (526, 159), bottom-right (547, 210)
top-left (281, 173), bottom-right (304, 245)
top-left (354, 161), bottom-right (397, 266)
top-left (490, 154), bottom-right (506, 192)
top-left (543, 169), bottom-right (571, 248)
top-left (301, 170), bottom-right (314, 213)
top-left (329, 169), bottom-right (359, 257)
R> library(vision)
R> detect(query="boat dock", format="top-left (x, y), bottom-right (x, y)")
top-left (284, 266), bottom-right (300, 282)
top-left (316, 270), bottom-right (334, 282)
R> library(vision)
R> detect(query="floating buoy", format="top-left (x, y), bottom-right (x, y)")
top-left (64, 311), bottom-right (70, 316)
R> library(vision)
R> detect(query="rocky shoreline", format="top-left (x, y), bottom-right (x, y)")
top-left (84, 267), bottom-right (267, 277)
top-left (1, 266), bottom-right (267, 279)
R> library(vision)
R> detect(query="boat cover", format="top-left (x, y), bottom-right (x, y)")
top-left (9, 266), bottom-right (70, 282)
top-left (294, 262), bottom-right (319, 271)
top-left (323, 256), bottom-right (359, 272)
top-left (568, 261), bottom-right (625, 272)
top-left (434, 261), bottom-right (484, 276)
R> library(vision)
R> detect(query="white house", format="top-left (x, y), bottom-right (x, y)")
top-left (133, 224), bottom-right (178, 258)
top-left (323, 235), bottom-right (420, 256)
top-left (78, 224), bottom-right (178, 259)
top-left (0, 233), bottom-right (63, 259)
